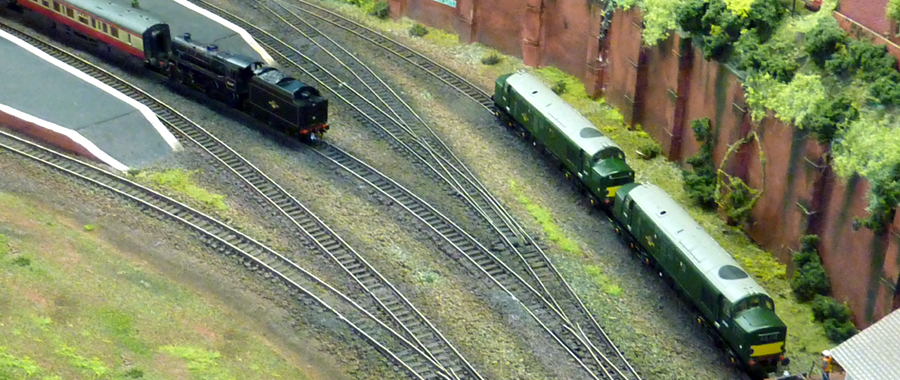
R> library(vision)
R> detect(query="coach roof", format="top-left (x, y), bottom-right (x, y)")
top-left (61, 0), bottom-right (165, 35)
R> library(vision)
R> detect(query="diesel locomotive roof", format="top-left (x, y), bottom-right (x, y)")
top-left (506, 72), bottom-right (623, 160)
top-left (63, 0), bottom-right (164, 34)
top-left (625, 183), bottom-right (770, 304)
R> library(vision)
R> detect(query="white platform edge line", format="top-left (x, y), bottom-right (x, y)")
top-left (169, 0), bottom-right (277, 66)
top-left (0, 29), bottom-right (182, 152)
top-left (0, 103), bottom-right (130, 172)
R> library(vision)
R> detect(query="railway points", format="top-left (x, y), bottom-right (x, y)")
top-left (0, 27), bottom-right (179, 171)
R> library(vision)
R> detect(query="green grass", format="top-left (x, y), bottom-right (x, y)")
top-left (138, 169), bottom-right (228, 211)
top-left (510, 180), bottom-right (582, 256)
top-left (0, 192), bottom-right (308, 380)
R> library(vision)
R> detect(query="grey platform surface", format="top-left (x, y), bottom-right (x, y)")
top-left (0, 31), bottom-right (175, 168)
top-left (119, 0), bottom-right (270, 63)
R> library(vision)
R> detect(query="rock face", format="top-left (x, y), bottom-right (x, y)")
top-left (387, 0), bottom-right (900, 327)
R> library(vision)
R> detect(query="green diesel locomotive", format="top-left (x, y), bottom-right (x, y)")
top-left (493, 72), bottom-right (635, 204)
top-left (611, 183), bottom-right (788, 377)
top-left (493, 71), bottom-right (789, 378)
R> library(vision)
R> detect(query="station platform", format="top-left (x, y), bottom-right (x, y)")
top-left (131, 0), bottom-right (274, 65)
top-left (0, 28), bottom-right (181, 171)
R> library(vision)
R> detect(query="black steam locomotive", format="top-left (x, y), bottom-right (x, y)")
top-left (168, 33), bottom-right (328, 140)
top-left (5, 0), bottom-right (328, 140)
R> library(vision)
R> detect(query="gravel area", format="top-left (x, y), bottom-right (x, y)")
top-left (0, 1), bottom-right (762, 378)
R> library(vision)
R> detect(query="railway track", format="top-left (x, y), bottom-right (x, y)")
top-left (0, 128), bottom-right (434, 379)
top-left (207, 2), bottom-right (642, 379)
top-left (0, 20), bottom-right (479, 379)
top-left (287, 0), bottom-right (494, 111)
top-left (184, 1), bottom-right (642, 378)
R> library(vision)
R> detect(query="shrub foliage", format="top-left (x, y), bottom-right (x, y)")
top-left (368, 1), bottom-right (390, 18)
top-left (682, 118), bottom-right (717, 209)
top-left (790, 234), bottom-right (830, 302)
top-left (409, 24), bottom-right (428, 37)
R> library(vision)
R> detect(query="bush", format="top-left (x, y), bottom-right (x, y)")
top-left (367, 1), bottom-right (390, 19)
top-left (551, 80), bottom-right (567, 95)
top-left (791, 261), bottom-right (830, 302)
top-left (683, 118), bottom-right (718, 209)
top-left (481, 53), bottom-right (501, 65)
top-left (719, 177), bottom-right (756, 226)
top-left (736, 32), bottom-right (800, 83)
top-left (800, 94), bottom-right (859, 144)
top-left (869, 72), bottom-right (900, 106)
top-left (409, 24), bottom-right (428, 37)
top-left (826, 39), bottom-right (898, 80)
top-left (800, 234), bottom-right (820, 253)
top-left (811, 295), bottom-right (851, 322)
top-left (636, 139), bottom-right (662, 160)
top-left (11, 256), bottom-right (31, 267)
top-left (824, 318), bottom-right (857, 343)
top-left (676, 0), bottom-right (709, 35)
top-left (853, 166), bottom-right (900, 234)
top-left (805, 18), bottom-right (848, 68)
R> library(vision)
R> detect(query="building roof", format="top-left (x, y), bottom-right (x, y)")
top-left (831, 308), bottom-right (900, 380)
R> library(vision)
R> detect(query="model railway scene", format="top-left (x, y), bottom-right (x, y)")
top-left (1, 0), bottom-right (893, 379)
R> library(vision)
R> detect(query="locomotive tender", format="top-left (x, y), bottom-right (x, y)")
top-left (493, 71), bottom-right (788, 378)
top-left (5, 0), bottom-right (328, 140)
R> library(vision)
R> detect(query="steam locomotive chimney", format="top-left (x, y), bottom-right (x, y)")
top-left (131, 0), bottom-right (139, 8)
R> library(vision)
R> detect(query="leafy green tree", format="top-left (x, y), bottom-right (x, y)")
top-left (737, 32), bottom-right (800, 83)
top-left (805, 18), bottom-right (848, 68)
top-left (800, 94), bottom-right (858, 145)
top-left (676, 0), bottom-right (709, 35)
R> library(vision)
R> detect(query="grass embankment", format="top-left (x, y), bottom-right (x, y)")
top-left (0, 191), bottom-right (307, 379)
top-left (315, 0), bottom-right (832, 370)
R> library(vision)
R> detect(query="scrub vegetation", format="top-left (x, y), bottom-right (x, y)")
top-left (0, 192), bottom-right (306, 380)
top-left (614, 0), bottom-right (900, 234)
top-left (134, 168), bottom-right (228, 211)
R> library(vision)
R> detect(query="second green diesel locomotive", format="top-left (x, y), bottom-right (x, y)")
top-left (612, 183), bottom-right (788, 376)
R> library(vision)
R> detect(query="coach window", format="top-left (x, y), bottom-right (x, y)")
top-left (110, 26), bottom-right (119, 38)
top-left (65, 7), bottom-right (73, 18)
top-left (102, 23), bottom-right (108, 33)
top-left (52, 1), bottom-right (60, 11)
top-left (78, 15), bottom-right (88, 25)
top-left (91, 18), bottom-right (96, 28)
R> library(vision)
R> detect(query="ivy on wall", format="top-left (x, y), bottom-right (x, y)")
top-left (888, 0), bottom-right (900, 23)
